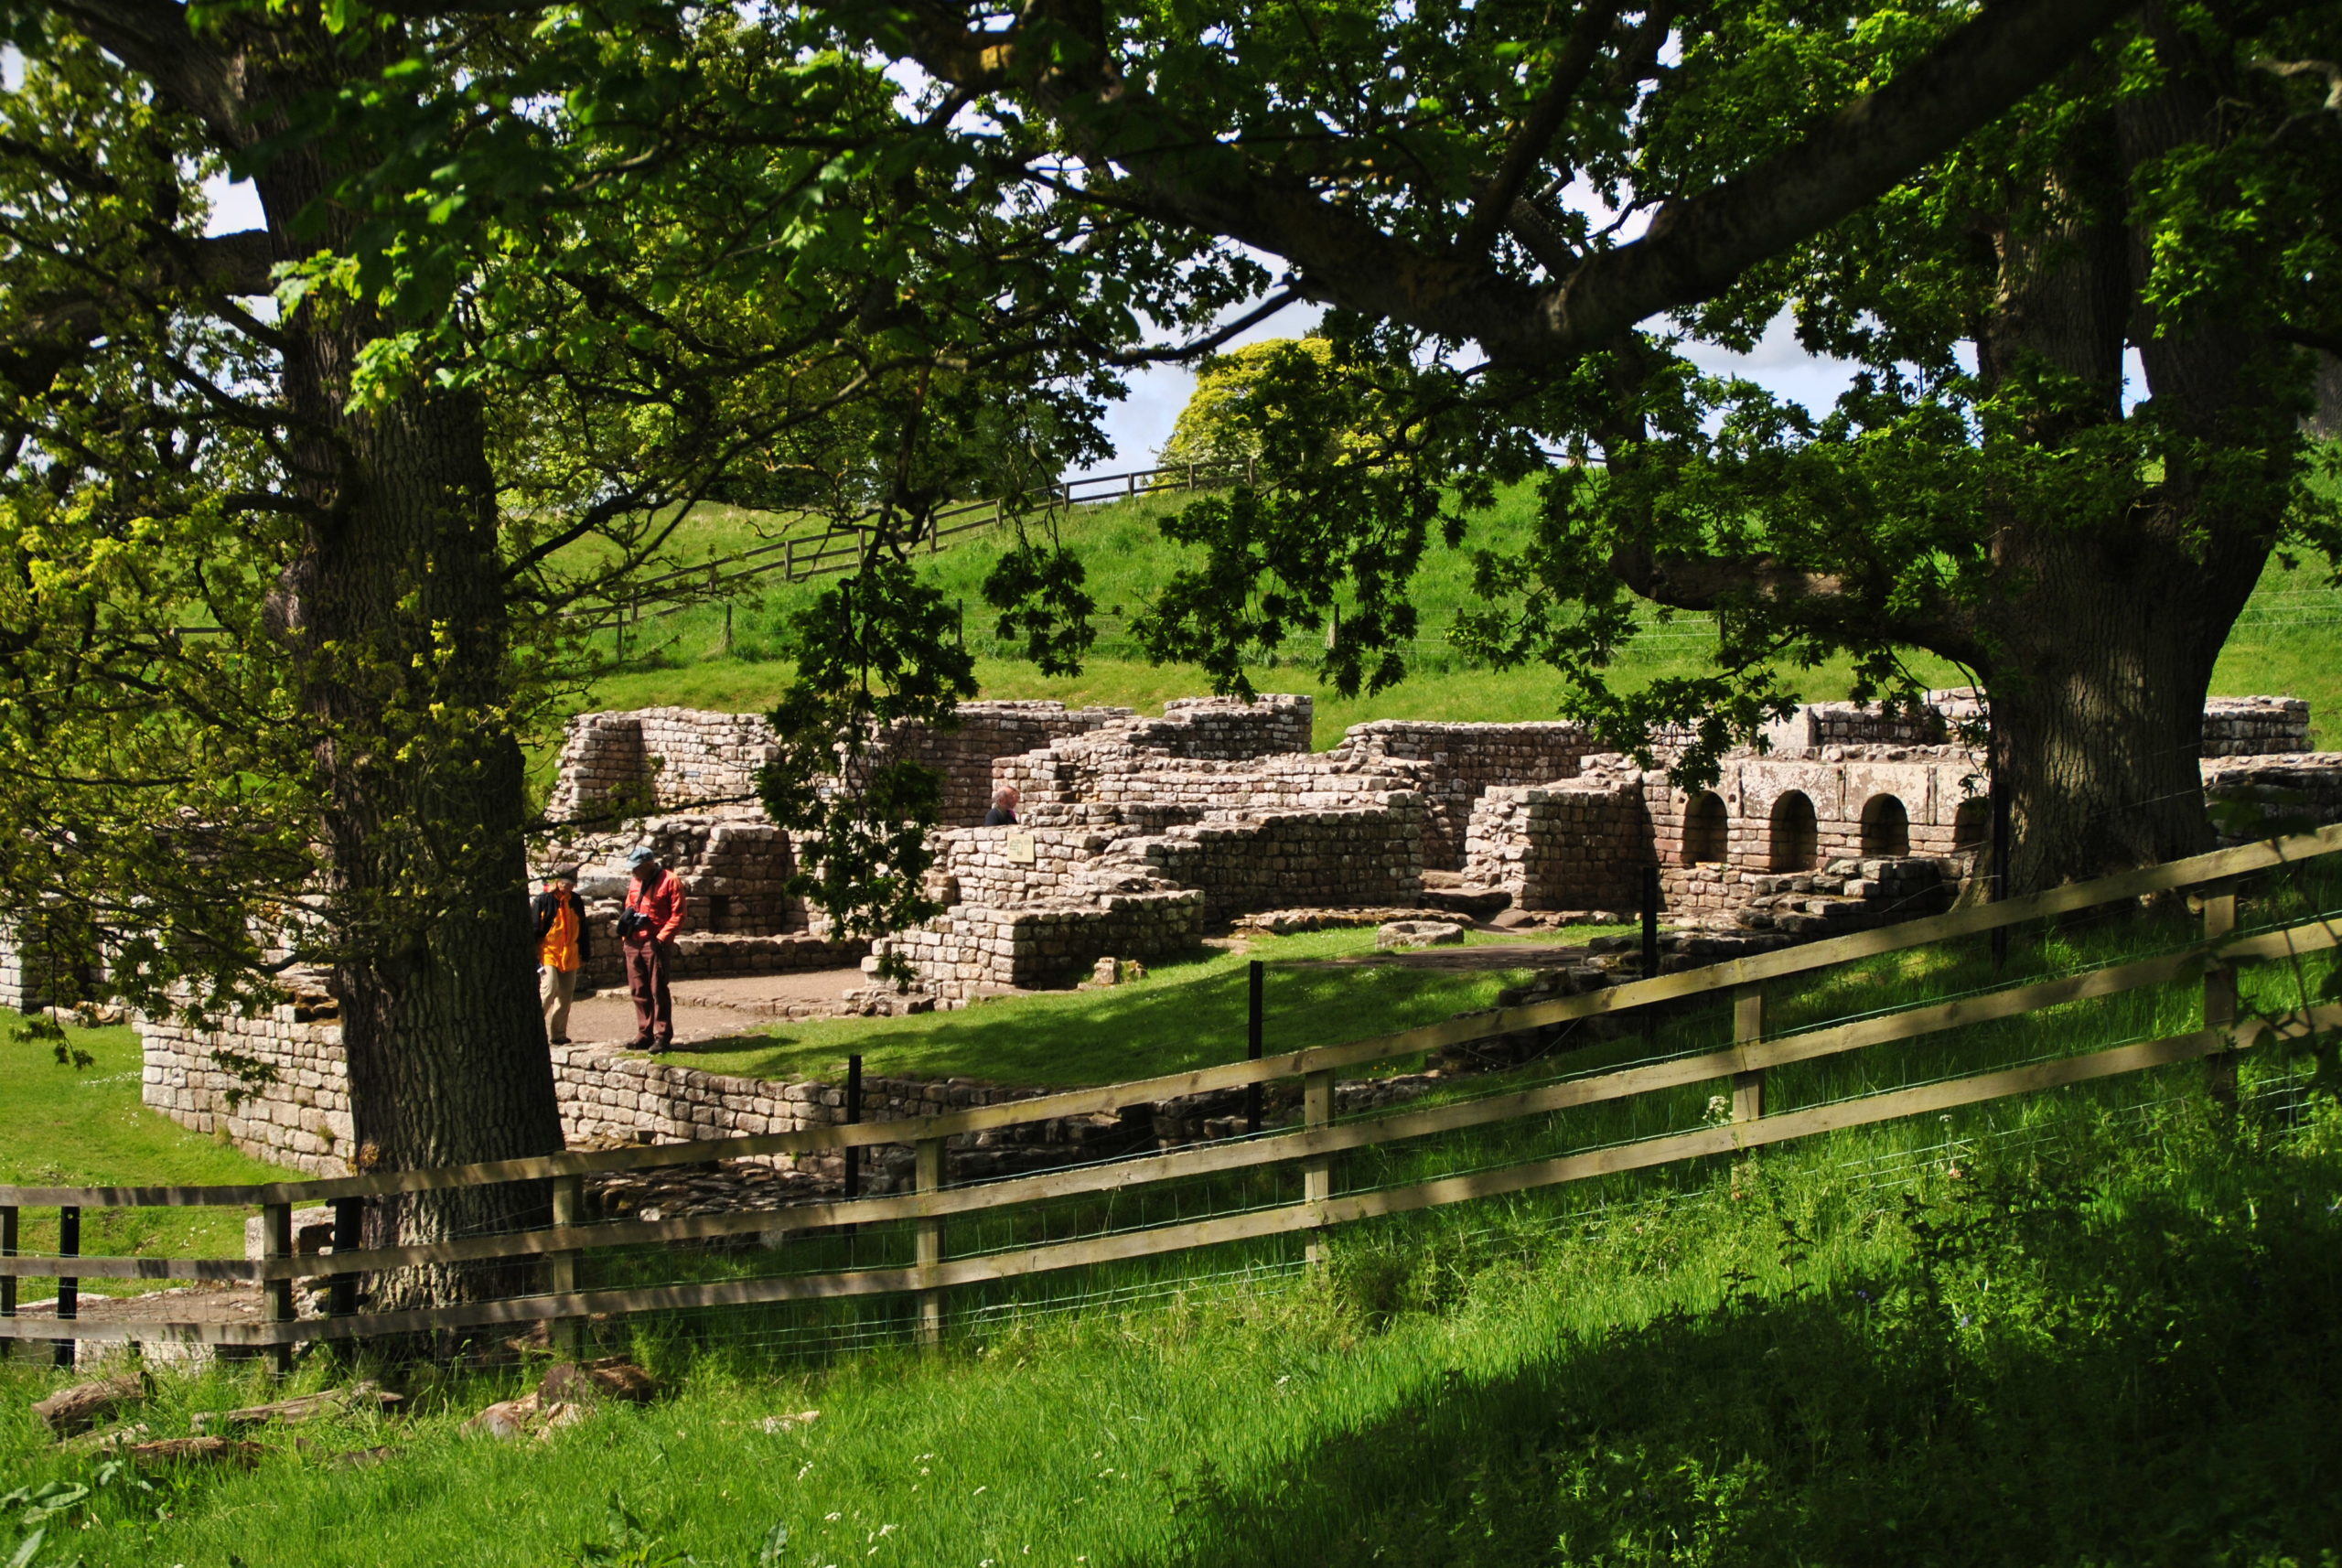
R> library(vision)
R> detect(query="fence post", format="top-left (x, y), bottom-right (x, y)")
top-left (2202, 885), bottom-right (2239, 1106)
top-left (785, 537), bottom-right (797, 581)
top-left (329, 1197), bottom-right (362, 1320)
top-left (914, 1133), bottom-right (945, 1348)
top-left (1246, 961), bottom-right (1264, 1135)
top-left (54, 1204), bottom-right (78, 1369)
top-left (1732, 983), bottom-right (1766, 1122)
top-left (843, 1054), bottom-right (864, 1199)
top-left (550, 1175), bottom-right (584, 1358)
top-left (1303, 1069), bottom-right (1334, 1266)
top-left (0, 1204), bottom-right (15, 1361)
top-left (262, 1201), bottom-right (293, 1377)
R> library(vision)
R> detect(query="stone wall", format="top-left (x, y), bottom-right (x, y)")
top-left (2202, 697), bottom-right (2314, 757)
top-left (1330, 720), bottom-right (1601, 868)
top-left (549, 701), bottom-right (1130, 831)
top-left (548, 708), bottom-right (778, 823)
top-left (1462, 768), bottom-right (1648, 911)
top-left (865, 702), bottom-right (1133, 826)
top-left (139, 983), bottom-right (352, 1176)
top-left (2203, 752), bottom-right (2342, 843)
top-left (873, 889), bottom-right (1206, 1002)
top-left (1135, 799), bottom-right (1427, 923)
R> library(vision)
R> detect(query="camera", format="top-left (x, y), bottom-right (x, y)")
top-left (617, 908), bottom-right (652, 940)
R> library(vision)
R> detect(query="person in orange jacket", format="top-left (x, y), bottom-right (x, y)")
top-left (621, 846), bottom-right (687, 1053)
top-left (532, 865), bottom-right (592, 1046)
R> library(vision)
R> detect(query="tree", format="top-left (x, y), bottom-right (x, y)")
top-left (0, 0), bottom-right (1147, 1302)
top-left (884, 0), bottom-right (2331, 891)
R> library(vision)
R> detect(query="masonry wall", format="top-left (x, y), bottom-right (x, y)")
top-left (548, 708), bottom-right (778, 822)
top-left (865, 702), bottom-right (1133, 826)
top-left (1137, 800), bottom-right (1426, 924)
top-left (874, 890), bottom-right (1205, 1001)
top-left (1463, 771), bottom-right (1647, 911)
top-left (2203, 752), bottom-right (2342, 842)
top-left (2201, 697), bottom-right (2315, 757)
top-left (1332, 720), bottom-right (1601, 869)
top-left (140, 986), bottom-right (353, 1176)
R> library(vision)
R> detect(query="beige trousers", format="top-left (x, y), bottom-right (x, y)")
top-left (540, 964), bottom-right (579, 1043)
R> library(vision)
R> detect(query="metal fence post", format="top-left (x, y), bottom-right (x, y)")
top-left (0, 1204), bottom-right (15, 1360)
top-left (54, 1204), bottom-right (77, 1369)
top-left (1303, 1069), bottom-right (1334, 1267)
top-left (329, 1197), bottom-right (362, 1320)
top-left (843, 1054), bottom-right (864, 1199)
top-left (2203, 886), bottom-right (2239, 1106)
top-left (1732, 983), bottom-right (1766, 1122)
top-left (1246, 961), bottom-right (1264, 1135)
top-left (914, 1133), bottom-right (945, 1348)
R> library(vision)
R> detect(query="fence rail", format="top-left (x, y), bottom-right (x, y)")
top-left (590, 459), bottom-right (1252, 633)
top-left (5, 822), bottom-right (2341, 1356)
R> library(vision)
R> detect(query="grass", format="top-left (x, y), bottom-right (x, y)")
top-left (3, 867), bottom-right (2341, 1564)
top-left (0, 1022), bottom-right (295, 1302)
top-left (572, 484), bottom-right (2342, 752)
top-left (670, 925), bottom-right (1629, 1088)
top-left (4, 1074), bottom-right (2339, 1566)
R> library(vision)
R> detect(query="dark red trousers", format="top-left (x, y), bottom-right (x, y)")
top-left (623, 939), bottom-right (672, 1047)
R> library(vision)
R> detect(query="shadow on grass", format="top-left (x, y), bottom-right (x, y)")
top-left (1144, 1141), bottom-right (2342, 1568)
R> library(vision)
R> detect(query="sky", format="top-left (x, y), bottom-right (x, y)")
top-left (1078, 302), bottom-right (1868, 478)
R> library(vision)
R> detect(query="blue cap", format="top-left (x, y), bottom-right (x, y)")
top-left (627, 847), bottom-right (656, 866)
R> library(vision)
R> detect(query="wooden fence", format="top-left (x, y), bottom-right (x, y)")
top-left (5, 822), bottom-right (2341, 1363)
top-left (602, 458), bottom-right (1251, 626)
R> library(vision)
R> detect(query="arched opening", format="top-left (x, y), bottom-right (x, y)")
top-left (1860, 794), bottom-right (1911, 857)
top-left (1681, 792), bottom-right (1729, 865)
top-left (1951, 798), bottom-right (1992, 853)
top-left (1768, 791), bottom-right (1819, 872)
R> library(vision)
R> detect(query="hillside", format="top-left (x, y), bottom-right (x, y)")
top-left (571, 482), bottom-right (2342, 751)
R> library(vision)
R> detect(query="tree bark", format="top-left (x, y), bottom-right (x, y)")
top-left (254, 90), bottom-right (564, 1309)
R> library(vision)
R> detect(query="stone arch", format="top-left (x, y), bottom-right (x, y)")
top-left (1681, 791), bottom-right (1729, 865)
top-left (1952, 797), bottom-right (1992, 852)
top-left (1768, 790), bottom-right (1819, 872)
top-left (1859, 793), bottom-right (1911, 857)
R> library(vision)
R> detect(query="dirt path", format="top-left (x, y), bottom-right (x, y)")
top-left (562, 966), bottom-right (866, 1047)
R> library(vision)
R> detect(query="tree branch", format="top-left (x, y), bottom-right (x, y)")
top-left (1456, 2), bottom-right (1620, 256)
top-left (922, 0), bottom-right (2129, 367)
top-left (48, 0), bottom-right (251, 148)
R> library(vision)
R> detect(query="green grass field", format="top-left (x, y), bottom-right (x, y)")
top-left (573, 483), bottom-right (2342, 754)
top-left (0, 1022), bottom-right (295, 1301)
top-left (673, 925), bottom-right (1628, 1087)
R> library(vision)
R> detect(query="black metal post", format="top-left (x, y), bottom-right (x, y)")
top-left (1640, 865), bottom-right (1661, 979)
top-left (1246, 961), bottom-right (1264, 1135)
top-left (54, 1204), bottom-right (77, 1369)
top-left (1990, 708), bottom-right (2013, 970)
top-left (330, 1197), bottom-right (362, 1318)
top-left (1, 1204), bottom-right (16, 1360)
top-left (843, 1054), bottom-right (864, 1199)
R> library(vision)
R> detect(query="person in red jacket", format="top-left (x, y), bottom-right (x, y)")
top-left (621, 846), bottom-right (687, 1053)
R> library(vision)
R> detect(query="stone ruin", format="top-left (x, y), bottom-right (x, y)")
top-left (522, 687), bottom-right (2337, 1005)
top-left (111, 686), bottom-right (2342, 1179)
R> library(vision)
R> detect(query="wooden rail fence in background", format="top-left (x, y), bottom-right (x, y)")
top-left (5, 822), bottom-right (2340, 1359)
top-left (595, 459), bottom-right (1252, 636)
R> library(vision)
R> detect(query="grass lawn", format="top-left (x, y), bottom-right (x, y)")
top-left (0, 1021), bottom-right (295, 1300)
top-left (569, 484), bottom-right (2342, 753)
top-left (3, 1076), bottom-right (2337, 1568)
top-left (673, 925), bottom-right (1630, 1087)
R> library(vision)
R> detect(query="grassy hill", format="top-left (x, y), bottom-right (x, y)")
top-left (572, 482), bottom-right (2342, 751)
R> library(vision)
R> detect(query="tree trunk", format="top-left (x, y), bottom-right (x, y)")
top-left (1982, 530), bottom-right (2258, 893)
top-left (261, 150), bottom-right (564, 1309)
